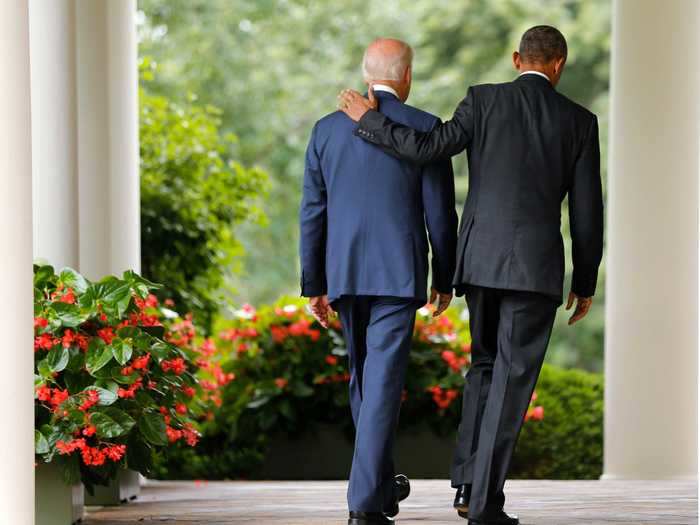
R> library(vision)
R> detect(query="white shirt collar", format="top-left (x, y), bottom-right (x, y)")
top-left (372, 83), bottom-right (399, 98)
top-left (519, 70), bottom-right (551, 82)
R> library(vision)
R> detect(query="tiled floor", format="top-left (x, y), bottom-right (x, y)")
top-left (84, 479), bottom-right (698, 525)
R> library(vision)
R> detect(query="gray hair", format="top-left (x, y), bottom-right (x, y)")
top-left (362, 39), bottom-right (414, 82)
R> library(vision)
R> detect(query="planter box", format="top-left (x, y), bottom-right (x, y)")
top-left (35, 463), bottom-right (84, 525)
top-left (257, 424), bottom-right (455, 479)
top-left (85, 469), bottom-right (140, 506)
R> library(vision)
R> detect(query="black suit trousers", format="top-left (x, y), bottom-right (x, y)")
top-left (450, 285), bottom-right (557, 519)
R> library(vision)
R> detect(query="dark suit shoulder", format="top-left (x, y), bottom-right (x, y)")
top-left (379, 98), bottom-right (439, 132)
top-left (553, 91), bottom-right (597, 122)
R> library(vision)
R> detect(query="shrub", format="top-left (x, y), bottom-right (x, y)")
top-left (139, 58), bottom-right (268, 332)
top-left (511, 364), bottom-right (604, 479)
top-left (154, 297), bottom-right (566, 479)
top-left (33, 265), bottom-right (209, 493)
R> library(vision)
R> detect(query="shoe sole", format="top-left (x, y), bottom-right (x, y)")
top-left (454, 504), bottom-right (469, 512)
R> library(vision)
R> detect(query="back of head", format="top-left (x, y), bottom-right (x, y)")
top-left (518, 25), bottom-right (568, 65)
top-left (362, 38), bottom-right (413, 100)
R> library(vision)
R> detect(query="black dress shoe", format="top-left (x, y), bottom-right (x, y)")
top-left (453, 484), bottom-right (471, 512)
top-left (384, 474), bottom-right (411, 518)
top-left (348, 511), bottom-right (394, 525)
top-left (459, 509), bottom-right (519, 525)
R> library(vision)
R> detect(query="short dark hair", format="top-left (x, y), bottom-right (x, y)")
top-left (518, 25), bottom-right (567, 63)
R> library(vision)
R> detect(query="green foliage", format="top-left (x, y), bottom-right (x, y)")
top-left (139, 58), bottom-right (268, 332)
top-left (138, 0), bottom-right (610, 370)
top-left (33, 265), bottom-right (202, 492)
top-left (153, 298), bottom-right (602, 480)
top-left (511, 364), bottom-right (604, 479)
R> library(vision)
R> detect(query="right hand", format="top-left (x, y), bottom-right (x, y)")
top-left (337, 86), bottom-right (377, 122)
top-left (309, 295), bottom-right (335, 329)
top-left (429, 287), bottom-right (453, 317)
top-left (565, 292), bottom-right (593, 325)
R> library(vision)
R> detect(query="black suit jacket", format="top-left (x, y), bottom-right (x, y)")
top-left (355, 73), bottom-right (603, 301)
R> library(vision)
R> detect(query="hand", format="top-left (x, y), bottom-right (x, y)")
top-left (430, 287), bottom-right (453, 317)
top-left (566, 292), bottom-right (593, 325)
top-left (337, 87), bottom-right (377, 122)
top-left (309, 295), bottom-right (335, 329)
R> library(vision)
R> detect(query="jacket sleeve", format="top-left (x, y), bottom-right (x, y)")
top-left (569, 114), bottom-right (604, 297)
top-left (299, 124), bottom-right (328, 297)
top-left (421, 119), bottom-right (458, 294)
top-left (354, 87), bottom-right (475, 165)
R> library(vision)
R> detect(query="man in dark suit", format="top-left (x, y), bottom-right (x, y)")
top-left (300, 38), bottom-right (458, 525)
top-left (338, 26), bottom-right (603, 525)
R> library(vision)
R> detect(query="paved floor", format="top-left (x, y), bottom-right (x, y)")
top-left (83, 479), bottom-right (698, 525)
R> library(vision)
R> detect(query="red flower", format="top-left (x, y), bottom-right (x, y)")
top-left (97, 327), bottom-right (115, 345)
top-left (50, 389), bottom-right (69, 409)
top-left (104, 444), bottom-right (126, 462)
top-left (531, 406), bottom-right (544, 421)
top-left (62, 329), bottom-right (76, 348)
top-left (132, 353), bottom-right (151, 370)
top-left (34, 333), bottom-right (56, 352)
top-left (34, 317), bottom-right (48, 329)
top-left (79, 389), bottom-right (100, 411)
top-left (274, 378), bottom-right (288, 389)
top-left (325, 355), bottom-right (338, 366)
top-left (175, 403), bottom-right (187, 415)
top-left (270, 325), bottom-right (288, 344)
top-left (161, 357), bottom-right (186, 375)
top-left (36, 385), bottom-right (52, 402)
top-left (82, 425), bottom-right (97, 437)
top-left (182, 386), bottom-right (196, 398)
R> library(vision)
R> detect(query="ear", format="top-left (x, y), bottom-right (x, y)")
top-left (554, 56), bottom-right (566, 75)
top-left (512, 51), bottom-right (521, 70)
top-left (404, 65), bottom-right (412, 84)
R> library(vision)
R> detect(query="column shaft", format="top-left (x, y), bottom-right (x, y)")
top-left (29, 0), bottom-right (79, 269)
top-left (604, 0), bottom-right (699, 479)
top-left (0, 1), bottom-right (36, 522)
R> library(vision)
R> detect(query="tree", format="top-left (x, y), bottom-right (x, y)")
top-left (138, 0), bottom-right (610, 370)
top-left (140, 58), bottom-right (268, 331)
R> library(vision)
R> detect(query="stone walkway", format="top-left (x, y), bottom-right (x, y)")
top-left (83, 479), bottom-right (697, 525)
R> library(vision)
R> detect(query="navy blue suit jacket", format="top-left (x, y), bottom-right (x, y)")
top-left (299, 90), bottom-right (458, 302)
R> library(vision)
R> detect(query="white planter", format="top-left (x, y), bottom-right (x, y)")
top-left (85, 469), bottom-right (140, 506)
top-left (35, 463), bottom-right (84, 525)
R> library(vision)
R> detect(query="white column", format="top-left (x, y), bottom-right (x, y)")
top-left (76, 0), bottom-right (140, 279)
top-left (604, 0), bottom-right (699, 479)
top-left (0, 1), bottom-right (35, 523)
top-left (29, 0), bottom-right (79, 270)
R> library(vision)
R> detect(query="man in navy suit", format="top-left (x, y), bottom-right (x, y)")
top-left (299, 38), bottom-right (458, 525)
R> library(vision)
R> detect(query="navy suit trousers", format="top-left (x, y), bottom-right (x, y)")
top-left (334, 295), bottom-right (421, 512)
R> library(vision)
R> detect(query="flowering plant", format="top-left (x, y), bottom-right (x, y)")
top-left (33, 265), bottom-right (202, 492)
top-left (155, 297), bottom-right (544, 479)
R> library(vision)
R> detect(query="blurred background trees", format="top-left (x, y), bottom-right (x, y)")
top-left (137, 0), bottom-right (610, 371)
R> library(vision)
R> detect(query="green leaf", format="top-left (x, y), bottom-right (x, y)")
top-left (85, 338), bottom-right (113, 375)
top-left (91, 408), bottom-right (135, 438)
top-left (111, 338), bottom-right (133, 365)
top-left (126, 432), bottom-right (153, 475)
top-left (141, 325), bottom-right (165, 339)
top-left (57, 455), bottom-right (81, 485)
top-left (51, 302), bottom-right (88, 327)
top-left (58, 268), bottom-right (89, 294)
top-left (37, 359), bottom-right (53, 379)
top-left (33, 264), bottom-right (55, 289)
top-left (46, 346), bottom-right (70, 373)
top-left (35, 430), bottom-right (49, 454)
top-left (247, 396), bottom-right (271, 409)
top-left (88, 386), bottom-right (118, 406)
top-left (138, 412), bottom-right (168, 446)
top-left (291, 382), bottom-right (314, 397)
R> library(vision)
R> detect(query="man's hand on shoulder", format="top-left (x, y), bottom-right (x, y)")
top-left (337, 87), bottom-right (377, 122)
top-left (430, 287), bottom-right (453, 317)
top-left (308, 295), bottom-right (335, 329)
top-left (566, 291), bottom-right (593, 325)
